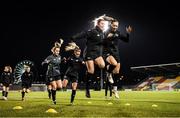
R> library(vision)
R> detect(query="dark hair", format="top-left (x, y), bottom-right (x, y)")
top-left (111, 19), bottom-right (119, 24)
top-left (74, 47), bottom-right (81, 52)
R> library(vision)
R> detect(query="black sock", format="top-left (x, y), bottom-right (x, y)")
top-left (94, 66), bottom-right (101, 78)
top-left (2, 91), bottom-right (5, 96)
top-left (22, 92), bottom-right (25, 99)
top-left (86, 80), bottom-right (90, 93)
top-left (107, 65), bottom-right (116, 73)
top-left (5, 92), bottom-right (8, 97)
top-left (85, 73), bottom-right (94, 98)
top-left (113, 74), bottom-right (119, 86)
top-left (105, 81), bottom-right (108, 96)
top-left (48, 89), bottom-right (51, 99)
top-left (86, 73), bottom-right (94, 91)
top-left (63, 87), bottom-right (67, 91)
top-left (56, 88), bottom-right (61, 91)
top-left (71, 90), bottom-right (76, 103)
top-left (109, 84), bottom-right (112, 97)
top-left (51, 90), bottom-right (56, 102)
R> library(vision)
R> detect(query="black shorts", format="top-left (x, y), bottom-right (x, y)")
top-left (110, 48), bottom-right (120, 63)
top-left (103, 49), bottom-right (111, 60)
top-left (85, 52), bottom-right (101, 61)
top-left (64, 73), bottom-right (78, 83)
top-left (2, 82), bottom-right (10, 87)
top-left (48, 75), bottom-right (61, 82)
top-left (104, 50), bottom-right (120, 63)
top-left (46, 81), bottom-right (51, 85)
top-left (22, 82), bottom-right (31, 89)
top-left (111, 53), bottom-right (120, 63)
top-left (84, 46), bottom-right (102, 61)
top-left (45, 76), bottom-right (51, 85)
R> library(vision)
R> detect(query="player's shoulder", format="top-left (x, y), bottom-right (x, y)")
top-left (47, 54), bottom-right (53, 59)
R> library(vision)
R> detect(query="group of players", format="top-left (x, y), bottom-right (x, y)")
top-left (0, 15), bottom-right (132, 105)
top-left (0, 65), bottom-right (34, 101)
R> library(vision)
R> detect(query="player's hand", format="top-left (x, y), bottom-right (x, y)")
top-left (126, 26), bottom-right (133, 33)
top-left (46, 60), bottom-right (50, 63)
top-left (63, 57), bottom-right (66, 60)
top-left (107, 33), bottom-right (113, 38)
top-left (63, 57), bottom-right (67, 63)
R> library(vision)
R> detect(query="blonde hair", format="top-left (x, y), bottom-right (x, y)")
top-left (51, 39), bottom-right (64, 53)
top-left (65, 42), bottom-right (79, 52)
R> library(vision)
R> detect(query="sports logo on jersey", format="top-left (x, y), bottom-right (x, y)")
top-left (115, 33), bottom-right (119, 37)
top-left (87, 57), bottom-right (91, 60)
top-left (49, 78), bottom-right (53, 81)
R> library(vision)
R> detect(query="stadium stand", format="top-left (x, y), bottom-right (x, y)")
top-left (131, 63), bottom-right (180, 91)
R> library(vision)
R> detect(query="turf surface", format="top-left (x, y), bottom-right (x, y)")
top-left (0, 90), bottom-right (180, 117)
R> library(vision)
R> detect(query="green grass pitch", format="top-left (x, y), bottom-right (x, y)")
top-left (0, 90), bottom-right (180, 117)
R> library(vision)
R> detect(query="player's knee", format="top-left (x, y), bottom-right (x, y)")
top-left (57, 84), bottom-right (62, 89)
top-left (52, 84), bottom-right (57, 90)
top-left (72, 86), bottom-right (77, 90)
top-left (87, 69), bottom-right (94, 74)
top-left (113, 70), bottom-right (119, 74)
top-left (112, 62), bottom-right (118, 66)
top-left (97, 62), bottom-right (105, 69)
top-left (113, 67), bottom-right (120, 74)
top-left (100, 64), bottom-right (105, 69)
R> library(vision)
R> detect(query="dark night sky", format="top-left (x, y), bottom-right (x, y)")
top-left (1, 1), bottom-right (180, 81)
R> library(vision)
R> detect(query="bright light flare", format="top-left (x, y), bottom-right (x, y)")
top-left (93, 14), bottom-right (110, 32)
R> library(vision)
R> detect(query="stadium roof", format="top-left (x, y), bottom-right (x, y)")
top-left (130, 63), bottom-right (180, 76)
